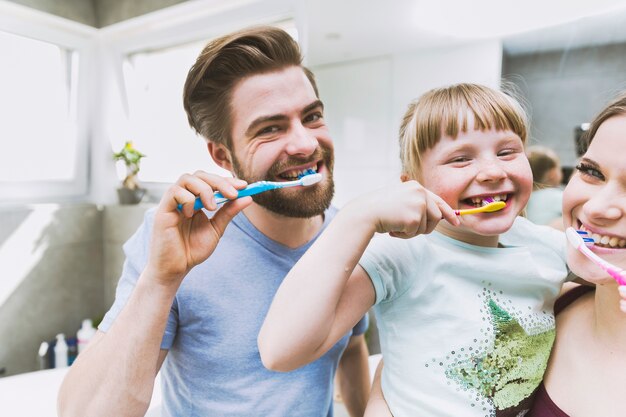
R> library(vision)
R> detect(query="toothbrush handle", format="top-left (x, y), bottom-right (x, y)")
top-left (580, 244), bottom-right (626, 285)
top-left (179, 181), bottom-right (279, 211)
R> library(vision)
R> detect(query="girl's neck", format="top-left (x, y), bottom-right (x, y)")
top-left (591, 283), bottom-right (626, 352)
top-left (435, 221), bottom-right (500, 247)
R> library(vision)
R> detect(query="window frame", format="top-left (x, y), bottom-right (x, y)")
top-left (0, 2), bottom-right (97, 203)
top-left (97, 0), bottom-right (297, 200)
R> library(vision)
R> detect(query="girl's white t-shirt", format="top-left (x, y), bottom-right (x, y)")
top-left (360, 217), bottom-right (568, 417)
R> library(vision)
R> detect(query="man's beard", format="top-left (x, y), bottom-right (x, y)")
top-left (231, 147), bottom-right (334, 218)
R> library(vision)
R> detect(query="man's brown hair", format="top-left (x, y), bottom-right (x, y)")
top-left (183, 25), bottom-right (318, 149)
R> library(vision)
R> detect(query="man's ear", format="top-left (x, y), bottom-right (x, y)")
top-left (207, 142), bottom-right (234, 172)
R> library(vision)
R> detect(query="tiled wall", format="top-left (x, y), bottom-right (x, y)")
top-left (0, 203), bottom-right (151, 377)
top-left (503, 42), bottom-right (626, 167)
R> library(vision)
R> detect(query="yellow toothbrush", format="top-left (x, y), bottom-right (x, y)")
top-left (454, 201), bottom-right (506, 216)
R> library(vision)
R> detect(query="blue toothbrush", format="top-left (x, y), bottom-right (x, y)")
top-left (177, 170), bottom-right (322, 211)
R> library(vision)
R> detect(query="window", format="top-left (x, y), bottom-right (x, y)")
top-left (0, 31), bottom-right (79, 183)
top-left (0, 6), bottom-right (93, 203)
top-left (120, 20), bottom-right (298, 186)
top-left (122, 40), bottom-right (229, 184)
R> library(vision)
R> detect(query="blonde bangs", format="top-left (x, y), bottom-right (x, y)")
top-left (399, 83), bottom-right (528, 181)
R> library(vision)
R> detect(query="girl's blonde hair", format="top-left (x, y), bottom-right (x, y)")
top-left (399, 83), bottom-right (529, 181)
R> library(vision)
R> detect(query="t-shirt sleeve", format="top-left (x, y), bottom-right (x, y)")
top-left (359, 234), bottom-right (419, 305)
top-left (98, 208), bottom-right (178, 350)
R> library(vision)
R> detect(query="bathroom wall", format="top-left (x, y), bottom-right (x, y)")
top-left (0, 203), bottom-right (151, 376)
top-left (0, 204), bottom-right (103, 376)
top-left (4, 0), bottom-right (188, 27)
top-left (503, 42), bottom-right (626, 167)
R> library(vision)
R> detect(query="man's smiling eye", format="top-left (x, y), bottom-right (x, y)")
top-left (257, 125), bottom-right (281, 136)
top-left (304, 112), bottom-right (323, 124)
top-left (575, 162), bottom-right (605, 180)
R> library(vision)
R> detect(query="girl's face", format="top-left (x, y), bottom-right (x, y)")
top-left (419, 124), bottom-right (533, 246)
top-left (563, 115), bottom-right (626, 284)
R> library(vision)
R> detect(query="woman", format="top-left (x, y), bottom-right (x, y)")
top-left (527, 92), bottom-right (626, 416)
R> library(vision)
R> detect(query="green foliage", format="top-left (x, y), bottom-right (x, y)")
top-left (113, 141), bottom-right (146, 189)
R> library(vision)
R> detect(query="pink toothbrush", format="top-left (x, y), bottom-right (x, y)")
top-left (565, 227), bottom-right (626, 285)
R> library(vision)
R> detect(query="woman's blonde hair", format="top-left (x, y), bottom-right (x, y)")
top-left (399, 83), bottom-right (528, 181)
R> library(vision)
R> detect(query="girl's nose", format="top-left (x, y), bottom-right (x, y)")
top-left (476, 161), bottom-right (507, 183)
top-left (285, 123), bottom-right (318, 156)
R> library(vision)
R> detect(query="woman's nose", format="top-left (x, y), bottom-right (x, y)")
top-left (583, 187), bottom-right (625, 222)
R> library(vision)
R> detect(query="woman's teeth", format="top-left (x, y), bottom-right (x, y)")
top-left (580, 225), bottom-right (626, 248)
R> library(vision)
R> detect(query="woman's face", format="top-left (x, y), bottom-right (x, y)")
top-left (563, 115), bottom-right (626, 284)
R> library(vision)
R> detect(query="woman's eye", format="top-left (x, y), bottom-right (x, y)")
top-left (575, 163), bottom-right (605, 181)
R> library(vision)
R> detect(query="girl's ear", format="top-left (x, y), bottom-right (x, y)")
top-left (400, 173), bottom-right (410, 182)
top-left (207, 142), bottom-right (234, 172)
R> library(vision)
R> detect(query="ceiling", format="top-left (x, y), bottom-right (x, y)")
top-left (298, 0), bottom-right (626, 66)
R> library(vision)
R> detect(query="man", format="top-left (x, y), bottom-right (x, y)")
top-left (58, 26), bottom-right (369, 417)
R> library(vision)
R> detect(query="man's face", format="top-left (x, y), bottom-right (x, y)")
top-left (227, 66), bottom-right (334, 218)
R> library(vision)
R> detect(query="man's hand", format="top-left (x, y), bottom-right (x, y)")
top-left (147, 171), bottom-right (252, 285)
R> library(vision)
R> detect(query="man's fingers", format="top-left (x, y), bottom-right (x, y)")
top-left (210, 197), bottom-right (253, 237)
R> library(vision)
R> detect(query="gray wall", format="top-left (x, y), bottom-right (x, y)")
top-left (503, 42), bottom-right (626, 167)
top-left (6, 0), bottom-right (188, 27)
top-left (0, 204), bottom-right (150, 376)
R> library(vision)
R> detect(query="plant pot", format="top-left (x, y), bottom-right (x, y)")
top-left (117, 187), bottom-right (146, 205)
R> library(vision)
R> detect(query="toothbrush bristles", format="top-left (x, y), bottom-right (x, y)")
top-left (298, 168), bottom-right (317, 179)
top-left (576, 230), bottom-right (595, 246)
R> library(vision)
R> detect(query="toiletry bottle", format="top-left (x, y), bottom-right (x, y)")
top-left (38, 341), bottom-right (49, 370)
top-left (77, 319), bottom-right (96, 354)
top-left (54, 333), bottom-right (69, 368)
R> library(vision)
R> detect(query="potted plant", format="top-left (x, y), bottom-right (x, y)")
top-left (113, 141), bottom-right (146, 204)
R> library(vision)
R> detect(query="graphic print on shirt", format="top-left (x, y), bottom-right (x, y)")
top-left (425, 283), bottom-right (555, 417)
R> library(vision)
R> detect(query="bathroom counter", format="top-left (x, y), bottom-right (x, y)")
top-left (0, 368), bottom-right (162, 416)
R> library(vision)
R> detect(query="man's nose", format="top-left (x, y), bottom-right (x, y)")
top-left (285, 123), bottom-right (318, 156)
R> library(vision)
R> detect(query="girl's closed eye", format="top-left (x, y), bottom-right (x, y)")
top-left (575, 161), bottom-right (605, 181)
top-left (446, 155), bottom-right (471, 165)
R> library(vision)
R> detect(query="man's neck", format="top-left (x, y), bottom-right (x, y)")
top-left (242, 203), bottom-right (324, 249)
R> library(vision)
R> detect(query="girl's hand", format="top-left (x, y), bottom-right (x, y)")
top-left (146, 171), bottom-right (252, 286)
top-left (356, 180), bottom-right (459, 239)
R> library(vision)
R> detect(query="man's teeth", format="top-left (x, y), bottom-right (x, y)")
top-left (280, 167), bottom-right (317, 180)
top-left (469, 194), bottom-right (508, 207)
top-left (580, 226), bottom-right (626, 248)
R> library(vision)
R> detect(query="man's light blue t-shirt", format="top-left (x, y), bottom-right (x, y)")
top-left (100, 207), bottom-right (368, 416)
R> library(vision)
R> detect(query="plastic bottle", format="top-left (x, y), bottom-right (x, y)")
top-left (77, 319), bottom-right (96, 354)
top-left (54, 333), bottom-right (68, 368)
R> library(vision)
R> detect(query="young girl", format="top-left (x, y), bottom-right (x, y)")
top-left (258, 83), bottom-right (570, 417)
top-left (528, 92), bottom-right (626, 416)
